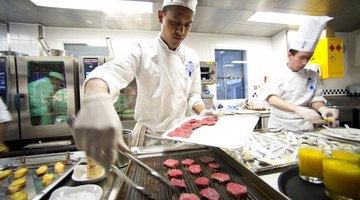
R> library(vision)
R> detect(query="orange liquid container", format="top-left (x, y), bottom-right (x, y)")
top-left (298, 147), bottom-right (326, 178)
top-left (323, 159), bottom-right (360, 199)
top-left (332, 150), bottom-right (360, 164)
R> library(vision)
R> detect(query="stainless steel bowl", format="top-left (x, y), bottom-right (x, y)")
top-left (48, 49), bottom-right (72, 56)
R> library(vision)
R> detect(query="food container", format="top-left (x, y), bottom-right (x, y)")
top-left (115, 129), bottom-right (133, 167)
top-left (38, 36), bottom-right (72, 56)
top-left (0, 152), bottom-right (81, 200)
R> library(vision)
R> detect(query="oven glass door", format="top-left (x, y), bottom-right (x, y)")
top-left (17, 56), bottom-right (76, 139)
top-left (27, 61), bottom-right (66, 126)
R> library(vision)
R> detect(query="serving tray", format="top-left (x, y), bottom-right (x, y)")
top-left (0, 152), bottom-right (81, 200)
top-left (278, 166), bottom-right (331, 200)
top-left (162, 115), bottom-right (259, 149)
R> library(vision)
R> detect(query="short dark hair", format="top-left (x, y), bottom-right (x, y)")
top-left (289, 49), bottom-right (298, 56)
top-left (162, 6), bottom-right (170, 15)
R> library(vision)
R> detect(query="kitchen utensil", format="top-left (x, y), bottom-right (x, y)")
top-left (116, 129), bottom-right (132, 167)
top-left (344, 124), bottom-right (359, 136)
top-left (321, 125), bottom-right (360, 141)
top-left (278, 166), bottom-right (328, 200)
top-left (67, 116), bottom-right (179, 199)
top-left (49, 184), bottom-right (103, 200)
top-left (111, 150), bottom-right (180, 199)
top-left (72, 164), bottom-right (106, 183)
top-left (162, 115), bottom-right (259, 149)
top-left (38, 36), bottom-right (72, 56)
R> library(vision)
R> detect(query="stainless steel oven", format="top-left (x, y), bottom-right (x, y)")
top-left (9, 56), bottom-right (78, 140)
top-left (78, 56), bottom-right (137, 130)
top-left (0, 55), bottom-right (19, 140)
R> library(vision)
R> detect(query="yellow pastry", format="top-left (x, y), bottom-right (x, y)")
top-left (9, 190), bottom-right (28, 200)
top-left (325, 117), bottom-right (335, 122)
top-left (7, 177), bottom-right (26, 194)
top-left (86, 157), bottom-right (103, 179)
top-left (14, 168), bottom-right (28, 179)
top-left (0, 169), bottom-right (12, 180)
top-left (54, 161), bottom-right (65, 174)
top-left (42, 173), bottom-right (54, 186)
top-left (35, 165), bottom-right (48, 177)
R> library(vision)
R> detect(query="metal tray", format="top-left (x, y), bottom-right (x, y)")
top-left (0, 152), bottom-right (81, 200)
top-left (118, 146), bottom-right (290, 200)
top-left (278, 166), bottom-right (330, 200)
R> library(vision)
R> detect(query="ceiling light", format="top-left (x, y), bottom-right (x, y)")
top-left (247, 11), bottom-right (332, 26)
top-left (30, 0), bottom-right (153, 14)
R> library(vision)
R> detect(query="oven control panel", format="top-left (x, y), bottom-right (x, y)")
top-left (200, 61), bottom-right (216, 84)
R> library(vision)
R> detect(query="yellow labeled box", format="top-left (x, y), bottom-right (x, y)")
top-left (309, 38), bottom-right (344, 79)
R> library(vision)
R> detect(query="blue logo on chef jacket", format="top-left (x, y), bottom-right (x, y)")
top-left (185, 61), bottom-right (196, 77)
top-left (301, 41), bottom-right (307, 49)
top-left (307, 77), bottom-right (315, 91)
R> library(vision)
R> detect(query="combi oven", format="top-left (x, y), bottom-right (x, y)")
top-left (1, 55), bottom-right (78, 142)
top-left (78, 56), bottom-right (137, 130)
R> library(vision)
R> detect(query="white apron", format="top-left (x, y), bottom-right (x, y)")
top-left (262, 66), bottom-right (326, 131)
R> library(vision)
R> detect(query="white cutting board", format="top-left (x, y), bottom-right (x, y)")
top-left (162, 115), bottom-right (259, 149)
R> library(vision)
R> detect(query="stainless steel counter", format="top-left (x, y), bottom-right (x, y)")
top-left (0, 151), bottom-right (124, 200)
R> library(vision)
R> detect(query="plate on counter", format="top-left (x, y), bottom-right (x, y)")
top-left (71, 164), bottom-right (106, 183)
top-left (320, 128), bottom-right (360, 142)
top-left (162, 115), bottom-right (259, 149)
top-left (278, 166), bottom-right (331, 200)
top-left (49, 184), bottom-right (103, 200)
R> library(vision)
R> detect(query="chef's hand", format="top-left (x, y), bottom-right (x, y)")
top-left (70, 93), bottom-right (130, 173)
top-left (294, 106), bottom-right (323, 124)
top-left (318, 106), bottom-right (339, 121)
top-left (199, 109), bottom-right (219, 116)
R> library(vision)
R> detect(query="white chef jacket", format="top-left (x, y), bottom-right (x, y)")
top-left (261, 65), bottom-right (326, 131)
top-left (85, 34), bottom-right (204, 133)
top-left (0, 98), bottom-right (11, 123)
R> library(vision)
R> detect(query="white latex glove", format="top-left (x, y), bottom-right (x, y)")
top-left (294, 106), bottom-right (323, 124)
top-left (70, 93), bottom-right (130, 173)
top-left (318, 106), bottom-right (339, 120)
top-left (199, 109), bottom-right (219, 116)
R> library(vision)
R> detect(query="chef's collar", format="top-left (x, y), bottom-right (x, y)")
top-left (157, 34), bottom-right (182, 52)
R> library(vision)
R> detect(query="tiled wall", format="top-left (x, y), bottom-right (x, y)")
top-left (323, 89), bottom-right (349, 96)
top-left (0, 23), bottom-right (39, 56)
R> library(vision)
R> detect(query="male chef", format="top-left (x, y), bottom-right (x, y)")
top-left (71, 0), bottom-right (216, 171)
top-left (262, 16), bottom-right (339, 131)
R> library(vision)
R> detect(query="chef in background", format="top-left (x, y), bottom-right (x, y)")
top-left (0, 98), bottom-right (11, 152)
top-left (28, 71), bottom-right (64, 125)
top-left (71, 0), bottom-right (216, 171)
top-left (262, 17), bottom-right (339, 131)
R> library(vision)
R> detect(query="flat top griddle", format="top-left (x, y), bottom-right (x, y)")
top-left (118, 147), bottom-right (290, 200)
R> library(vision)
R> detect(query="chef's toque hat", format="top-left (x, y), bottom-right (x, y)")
top-left (49, 72), bottom-right (64, 81)
top-left (162, 0), bottom-right (198, 13)
top-left (290, 16), bottom-right (330, 52)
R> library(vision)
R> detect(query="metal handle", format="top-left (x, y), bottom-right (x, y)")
top-left (105, 37), bottom-right (114, 57)
top-left (14, 93), bottom-right (24, 113)
top-left (118, 150), bottom-right (181, 194)
top-left (111, 164), bottom-right (155, 199)
top-left (38, 36), bottom-right (52, 56)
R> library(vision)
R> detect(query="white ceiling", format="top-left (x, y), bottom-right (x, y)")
top-left (1, 0), bottom-right (360, 37)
